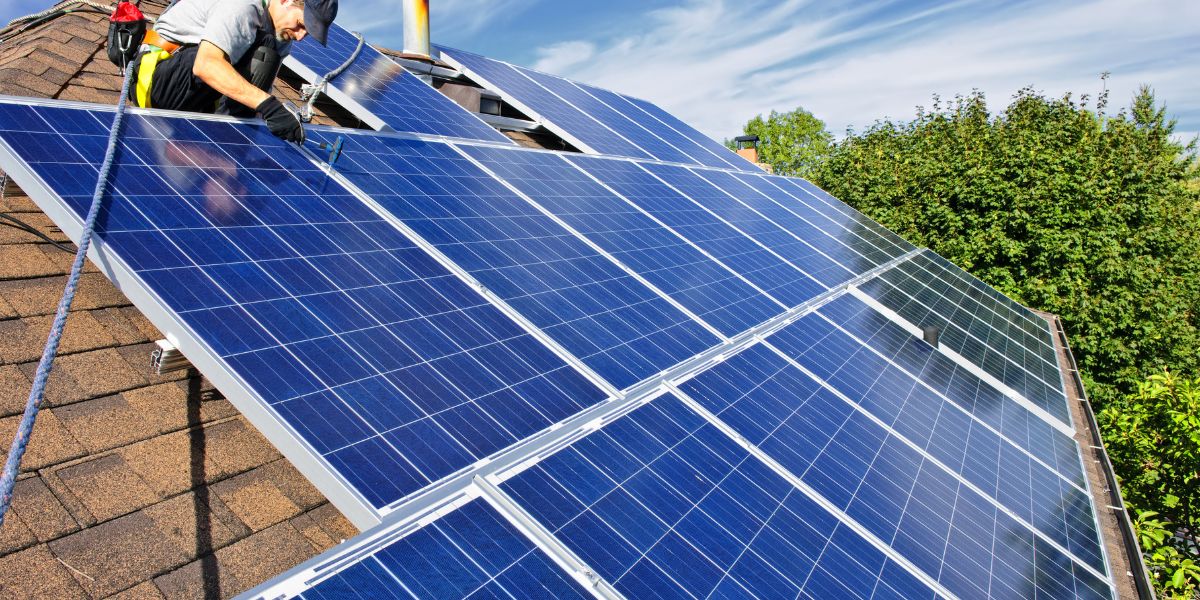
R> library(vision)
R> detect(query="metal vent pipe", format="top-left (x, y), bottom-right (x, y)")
top-left (402, 0), bottom-right (431, 59)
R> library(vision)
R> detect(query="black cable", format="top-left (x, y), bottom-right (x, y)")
top-left (0, 213), bottom-right (75, 253)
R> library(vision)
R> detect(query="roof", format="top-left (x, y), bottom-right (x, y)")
top-left (0, 3), bottom-right (357, 597)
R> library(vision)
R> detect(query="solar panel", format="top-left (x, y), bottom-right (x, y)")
top-left (501, 394), bottom-right (941, 599)
top-left (437, 46), bottom-right (652, 159)
top-left (856, 253), bottom-right (1072, 426)
top-left (438, 46), bottom-right (757, 171)
top-left (813, 294), bottom-right (1084, 485)
top-left (640, 162), bottom-right (866, 286)
top-left (252, 497), bottom-right (591, 599)
top-left (768, 174), bottom-right (917, 257)
top-left (0, 100), bottom-right (608, 522)
top-left (676, 343), bottom-right (1112, 599)
top-left (573, 82), bottom-right (743, 170)
top-left (311, 130), bottom-right (719, 390)
top-left (456, 145), bottom-right (786, 336)
top-left (759, 306), bottom-right (1106, 573)
top-left (566, 154), bottom-right (826, 308)
top-left (285, 24), bottom-right (512, 144)
top-left (620, 93), bottom-right (754, 170)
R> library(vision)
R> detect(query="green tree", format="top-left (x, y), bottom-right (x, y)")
top-left (811, 87), bottom-right (1200, 408)
top-left (1104, 373), bottom-right (1200, 598)
top-left (732, 107), bottom-right (832, 178)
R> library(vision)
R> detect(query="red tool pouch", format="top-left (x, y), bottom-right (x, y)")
top-left (106, 1), bottom-right (147, 69)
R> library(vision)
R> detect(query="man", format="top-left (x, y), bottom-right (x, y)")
top-left (129, 0), bottom-right (337, 143)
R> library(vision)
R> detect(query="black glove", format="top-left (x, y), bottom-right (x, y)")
top-left (257, 96), bottom-right (305, 144)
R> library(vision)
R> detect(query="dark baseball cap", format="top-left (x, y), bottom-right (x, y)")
top-left (304, 0), bottom-right (338, 46)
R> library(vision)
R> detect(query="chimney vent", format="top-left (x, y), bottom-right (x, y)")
top-left (402, 0), bottom-right (431, 60)
top-left (734, 135), bottom-right (771, 172)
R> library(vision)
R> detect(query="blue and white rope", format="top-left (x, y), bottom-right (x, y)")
top-left (0, 60), bottom-right (136, 525)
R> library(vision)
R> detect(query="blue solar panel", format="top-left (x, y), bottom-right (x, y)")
top-left (456, 145), bottom-right (785, 336)
top-left (573, 82), bottom-right (741, 170)
top-left (732, 171), bottom-right (913, 265)
top-left (770, 175), bottom-right (919, 256)
top-left (286, 24), bottom-right (512, 144)
top-left (514, 67), bottom-right (698, 166)
top-left (620, 93), bottom-right (755, 171)
top-left (814, 294), bottom-right (1084, 486)
top-left (857, 253), bottom-right (1071, 426)
top-left (438, 46), bottom-right (652, 159)
top-left (501, 394), bottom-right (939, 599)
top-left (568, 154), bottom-right (826, 308)
top-left (676, 344), bottom-right (1113, 599)
top-left (0, 101), bottom-right (607, 515)
top-left (760, 309), bottom-right (1105, 573)
top-left (314, 131), bottom-right (719, 390)
top-left (285, 498), bottom-right (590, 599)
top-left (640, 162), bottom-right (865, 286)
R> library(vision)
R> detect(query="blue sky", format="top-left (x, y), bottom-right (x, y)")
top-left (339, 0), bottom-right (1198, 143)
top-left (0, 0), bottom-right (1194, 142)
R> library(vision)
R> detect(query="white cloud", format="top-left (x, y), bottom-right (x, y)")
top-left (533, 0), bottom-right (1200, 142)
top-left (532, 41), bottom-right (596, 75)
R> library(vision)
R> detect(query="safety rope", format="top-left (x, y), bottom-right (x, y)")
top-left (0, 59), bottom-right (136, 526)
top-left (4, 0), bottom-right (114, 28)
top-left (298, 31), bottom-right (364, 122)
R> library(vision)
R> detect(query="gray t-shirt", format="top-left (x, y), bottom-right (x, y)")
top-left (154, 0), bottom-right (292, 63)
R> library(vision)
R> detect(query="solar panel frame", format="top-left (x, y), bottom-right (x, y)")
top-left (284, 24), bottom-right (514, 144)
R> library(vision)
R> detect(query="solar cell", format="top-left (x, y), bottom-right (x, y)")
top-left (286, 24), bottom-right (512, 144)
top-left (676, 343), bottom-right (1113, 599)
top-left (760, 311), bottom-right (1106, 573)
top-left (315, 131), bottom-right (719, 390)
top-left (568, 154), bottom-right (826, 308)
top-left (0, 101), bottom-right (607, 519)
top-left (457, 145), bottom-right (786, 336)
top-left (438, 46), bottom-right (653, 159)
top-left (857, 253), bottom-right (1071, 426)
top-left (640, 162), bottom-right (865, 286)
top-left (262, 498), bottom-right (591, 599)
top-left (501, 394), bottom-right (941, 599)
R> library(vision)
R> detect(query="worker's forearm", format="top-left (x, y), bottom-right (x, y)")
top-left (193, 43), bottom-right (271, 110)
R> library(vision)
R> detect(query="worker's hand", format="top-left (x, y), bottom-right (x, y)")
top-left (256, 96), bottom-right (305, 144)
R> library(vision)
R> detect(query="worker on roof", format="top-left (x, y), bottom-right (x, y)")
top-left (128, 0), bottom-right (338, 143)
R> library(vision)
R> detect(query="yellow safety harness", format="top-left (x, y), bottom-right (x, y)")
top-left (134, 47), bottom-right (172, 108)
top-left (133, 28), bottom-right (182, 108)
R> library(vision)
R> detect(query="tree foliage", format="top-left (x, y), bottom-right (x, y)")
top-left (810, 87), bottom-right (1200, 408)
top-left (731, 107), bottom-right (832, 178)
top-left (1105, 373), bottom-right (1200, 598)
